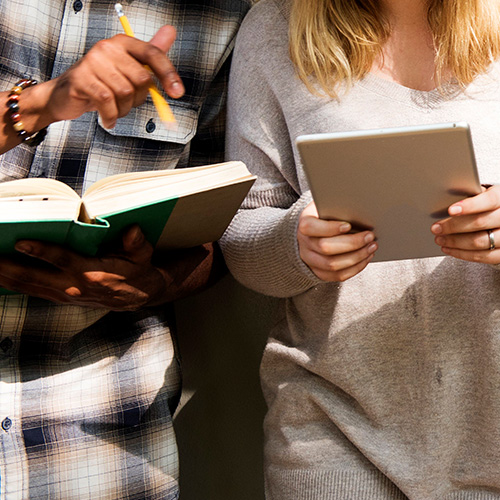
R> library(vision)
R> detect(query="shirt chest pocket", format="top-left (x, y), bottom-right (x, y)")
top-left (104, 100), bottom-right (199, 144)
top-left (87, 100), bottom-right (200, 184)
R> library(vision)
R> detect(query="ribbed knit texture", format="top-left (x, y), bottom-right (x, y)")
top-left (267, 469), bottom-right (408, 500)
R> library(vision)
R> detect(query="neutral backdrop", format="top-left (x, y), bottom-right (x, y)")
top-left (173, 273), bottom-right (279, 500)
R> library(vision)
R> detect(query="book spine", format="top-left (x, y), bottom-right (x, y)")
top-left (65, 219), bottom-right (110, 256)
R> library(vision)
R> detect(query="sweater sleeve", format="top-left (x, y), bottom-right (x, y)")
top-left (219, 0), bottom-right (323, 298)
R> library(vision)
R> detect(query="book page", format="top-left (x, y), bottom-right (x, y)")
top-left (82, 163), bottom-right (229, 198)
top-left (0, 178), bottom-right (81, 221)
top-left (0, 178), bottom-right (80, 199)
top-left (82, 161), bottom-right (254, 218)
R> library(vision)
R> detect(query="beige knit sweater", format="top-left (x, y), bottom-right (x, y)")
top-left (220, 1), bottom-right (500, 498)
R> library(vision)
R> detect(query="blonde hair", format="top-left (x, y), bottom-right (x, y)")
top-left (289, 0), bottom-right (500, 97)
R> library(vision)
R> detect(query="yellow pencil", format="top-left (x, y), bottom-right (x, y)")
top-left (114, 3), bottom-right (176, 128)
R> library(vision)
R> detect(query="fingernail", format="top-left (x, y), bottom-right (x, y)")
top-left (368, 243), bottom-right (378, 253)
top-left (431, 223), bottom-right (442, 234)
top-left (435, 236), bottom-right (445, 246)
top-left (132, 227), bottom-right (144, 245)
top-left (169, 81), bottom-right (184, 98)
top-left (449, 205), bottom-right (462, 215)
top-left (15, 242), bottom-right (32, 254)
top-left (340, 223), bottom-right (351, 233)
top-left (364, 233), bottom-right (374, 244)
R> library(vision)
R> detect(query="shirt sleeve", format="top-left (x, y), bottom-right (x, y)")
top-left (219, 3), bottom-right (323, 298)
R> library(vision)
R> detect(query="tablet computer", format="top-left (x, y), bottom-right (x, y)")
top-left (296, 122), bottom-right (482, 262)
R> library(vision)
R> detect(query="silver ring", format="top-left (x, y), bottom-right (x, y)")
top-left (488, 230), bottom-right (496, 250)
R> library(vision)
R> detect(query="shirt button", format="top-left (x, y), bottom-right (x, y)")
top-left (145, 119), bottom-right (156, 133)
top-left (0, 337), bottom-right (13, 352)
top-left (2, 417), bottom-right (12, 432)
top-left (73, 0), bottom-right (83, 12)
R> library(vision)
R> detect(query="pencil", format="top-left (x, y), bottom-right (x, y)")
top-left (114, 3), bottom-right (177, 128)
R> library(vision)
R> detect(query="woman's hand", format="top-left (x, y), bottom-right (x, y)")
top-left (297, 201), bottom-right (378, 282)
top-left (431, 185), bottom-right (500, 264)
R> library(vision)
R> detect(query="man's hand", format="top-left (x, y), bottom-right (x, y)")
top-left (0, 225), bottom-right (169, 311)
top-left (0, 24), bottom-right (185, 151)
top-left (44, 25), bottom-right (184, 129)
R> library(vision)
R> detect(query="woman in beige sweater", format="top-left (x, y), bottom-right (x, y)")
top-left (221, 0), bottom-right (500, 498)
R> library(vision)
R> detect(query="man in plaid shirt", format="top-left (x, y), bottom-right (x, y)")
top-left (0, 0), bottom-right (250, 498)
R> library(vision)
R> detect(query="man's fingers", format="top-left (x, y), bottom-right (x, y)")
top-left (0, 255), bottom-right (73, 297)
top-left (15, 241), bottom-right (80, 271)
top-left (440, 245), bottom-right (500, 264)
top-left (121, 225), bottom-right (155, 262)
top-left (0, 275), bottom-right (70, 302)
top-left (149, 25), bottom-right (177, 52)
top-left (148, 26), bottom-right (185, 98)
top-left (118, 27), bottom-right (184, 99)
top-left (80, 78), bottom-right (120, 128)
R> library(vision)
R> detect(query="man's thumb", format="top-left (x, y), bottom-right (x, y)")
top-left (150, 25), bottom-right (176, 52)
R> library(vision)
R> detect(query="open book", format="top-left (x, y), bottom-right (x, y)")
top-left (0, 161), bottom-right (255, 257)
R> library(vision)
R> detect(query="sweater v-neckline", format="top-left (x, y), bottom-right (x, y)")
top-left (358, 72), bottom-right (457, 109)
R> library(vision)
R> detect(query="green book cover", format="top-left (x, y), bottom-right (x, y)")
top-left (0, 161), bottom-right (255, 295)
top-left (64, 199), bottom-right (177, 256)
top-left (0, 220), bottom-right (73, 254)
top-left (0, 219), bottom-right (75, 295)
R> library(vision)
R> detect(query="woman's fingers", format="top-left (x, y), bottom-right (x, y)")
top-left (440, 245), bottom-right (500, 264)
top-left (435, 228), bottom-right (496, 251)
top-left (298, 202), bottom-right (377, 282)
top-left (310, 254), bottom-right (375, 283)
top-left (431, 209), bottom-right (500, 236)
top-left (309, 231), bottom-right (375, 255)
top-left (434, 186), bottom-right (500, 233)
top-left (447, 185), bottom-right (500, 216)
top-left (303, 242), bottom-right (377, 281)
top-left (431, 186), bottom-right (500, 264)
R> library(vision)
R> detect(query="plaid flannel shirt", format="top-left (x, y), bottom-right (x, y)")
top-left (0, 0), bottom-right (250, 498)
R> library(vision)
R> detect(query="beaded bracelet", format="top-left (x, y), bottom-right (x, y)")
top-left (7, 79), bottom-right (48, 147)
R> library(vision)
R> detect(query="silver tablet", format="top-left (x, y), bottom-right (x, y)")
top-left (296, 122), bottom-right (482, 262)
